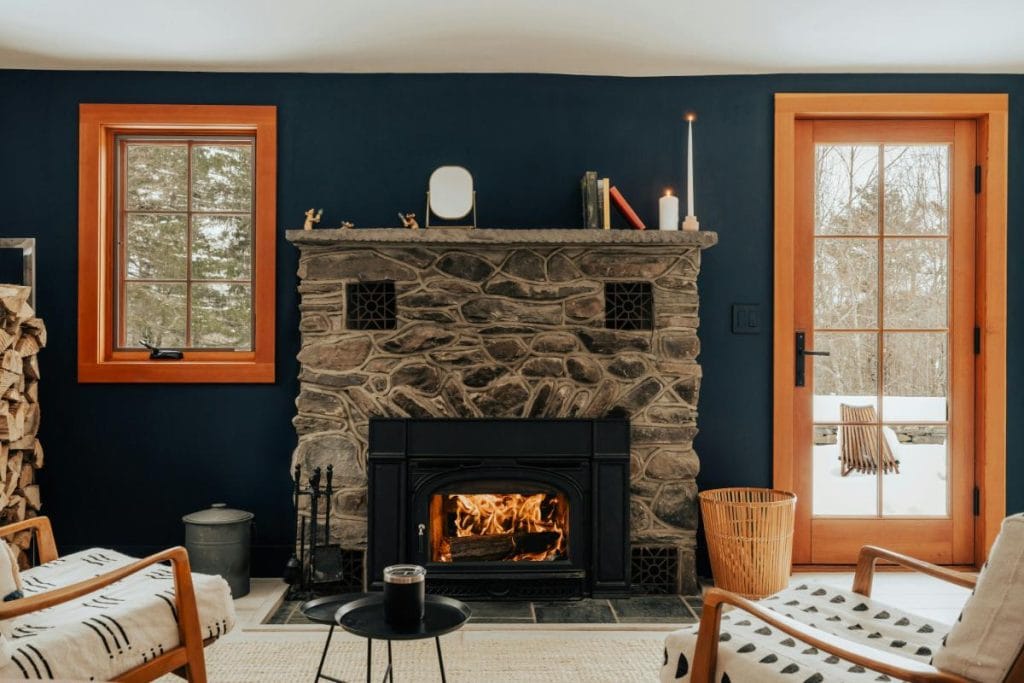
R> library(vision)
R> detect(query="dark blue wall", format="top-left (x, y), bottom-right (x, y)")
top-left (0, 71), bottom-right (1019, 574)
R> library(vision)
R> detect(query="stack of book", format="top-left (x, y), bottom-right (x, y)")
top-left (580, 171), bottom-right (645, 230)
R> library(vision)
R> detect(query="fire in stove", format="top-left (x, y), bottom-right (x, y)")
top-left (431, 492), bottom-right (569, 562)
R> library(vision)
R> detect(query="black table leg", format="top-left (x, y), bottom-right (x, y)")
top-left (435, 637), bottom-right (447, 683)
top-left (315, 625), bottom-right (334, 682)
top-left (383, 640), bottom-right (393, 683)
top-left (366, 638), bottom-right (372, 683)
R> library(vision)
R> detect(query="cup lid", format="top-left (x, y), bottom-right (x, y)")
top-left (383, 564), bottom-right (426, 584)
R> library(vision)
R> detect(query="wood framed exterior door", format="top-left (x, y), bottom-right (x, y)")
top-left (789, 119), bottom-right (976, 565)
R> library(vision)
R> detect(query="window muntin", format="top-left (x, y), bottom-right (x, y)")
top-left (116, 136), bottom-right (255, 351)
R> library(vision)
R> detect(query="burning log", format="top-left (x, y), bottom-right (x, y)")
top-left (449, 531), bottom-right (562, 561)
top-left (0, 285), bottom-right (45, 569)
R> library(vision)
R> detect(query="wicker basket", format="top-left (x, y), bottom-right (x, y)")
top-left (699, 487), bottom-right (796, 599)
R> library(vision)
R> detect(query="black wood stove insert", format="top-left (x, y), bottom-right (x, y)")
top-left (367, 418), bottom-right (630, 599)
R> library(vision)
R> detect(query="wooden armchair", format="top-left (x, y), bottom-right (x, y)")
top-left (693, 547), bottom-right (977, 682)
top-left (0, 516), bottom-right (219, 683)
top-left (664, 514), bottom-right (1024, 682)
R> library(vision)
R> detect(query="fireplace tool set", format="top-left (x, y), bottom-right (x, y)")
top-left (284, 463), bottom-right (346, 597)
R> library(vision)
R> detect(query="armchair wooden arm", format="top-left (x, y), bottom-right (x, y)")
top-left (690, 588), bottom-right (970, 683)
top-left (0, 545), bottom-right (207, 683)
top-left (0, 515), bottom-right (57, 563)
top-left (853, 545), bottom-right (977, 597)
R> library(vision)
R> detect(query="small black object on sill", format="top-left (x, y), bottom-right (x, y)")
top-left (139, 340), bottom-right (184, 360)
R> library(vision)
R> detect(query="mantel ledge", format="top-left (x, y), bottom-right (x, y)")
top-left (286, 228), bottom-right (718, 249)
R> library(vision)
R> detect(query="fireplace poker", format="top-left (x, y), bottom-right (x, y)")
top-left (308, 467), bottom-right (322, 590)
top-left (283, 463), bottom-right (302, 586)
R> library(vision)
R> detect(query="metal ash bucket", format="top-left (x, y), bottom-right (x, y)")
top-left (183, 503), bottom-right (254, 598)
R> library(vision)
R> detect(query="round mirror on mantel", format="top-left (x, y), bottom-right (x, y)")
top-left (428, 166), bottom-right (474, 220)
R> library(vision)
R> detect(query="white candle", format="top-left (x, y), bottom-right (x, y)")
top-left (685, 112), bottom-right (696, 217)
top-left (659, 190), bottom-right (679, 230)
top-left (682, 111), bottom-right (700, 231)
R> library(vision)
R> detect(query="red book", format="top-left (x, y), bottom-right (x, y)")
top-left (609, 186), bottom-right (646, 230)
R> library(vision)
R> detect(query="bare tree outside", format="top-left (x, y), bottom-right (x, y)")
top-left (813, 143), bottom-right (949, 403)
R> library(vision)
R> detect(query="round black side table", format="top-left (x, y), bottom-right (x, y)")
top-left (336, 594), bottom-right (471, 683)
top-left (300, 592), bottom-right (368, 683)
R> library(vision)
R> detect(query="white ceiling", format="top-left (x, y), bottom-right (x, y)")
top-left (2, 0), bottom-right (1024, 76)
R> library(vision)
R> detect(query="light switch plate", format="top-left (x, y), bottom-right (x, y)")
top-left (731, 303), bottom-right (761, 335)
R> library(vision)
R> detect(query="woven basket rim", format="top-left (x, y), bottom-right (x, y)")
top-left (698, 487), bottom-right (796, 505)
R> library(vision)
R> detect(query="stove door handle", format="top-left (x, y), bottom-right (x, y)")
top-left (417, 523), bottom-right (426, 556)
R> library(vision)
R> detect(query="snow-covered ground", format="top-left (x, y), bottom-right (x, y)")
top-left (813, 395), bottom-right (946, 422)
top-left (813, 427), bottom-right (948, 516)
top-left (812, 394), bottom-right (948, 517)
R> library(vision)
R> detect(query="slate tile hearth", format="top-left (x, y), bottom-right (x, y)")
top-left (609, 596), bottom-right (695, 623)
top-left (267, 595), bottom-right (699, 625)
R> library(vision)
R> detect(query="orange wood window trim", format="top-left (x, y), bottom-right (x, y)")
top-left (772, 93), bottom-right (1008, 567)
top-left (78, 104), bottom-right (277, 383)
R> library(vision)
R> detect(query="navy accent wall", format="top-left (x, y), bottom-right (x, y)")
top-left (0, 71), bottom-right (1019, 575)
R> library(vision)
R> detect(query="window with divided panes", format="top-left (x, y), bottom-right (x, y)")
top-left (78, 104), bottom-right (276, 383)
top-left (118, 136), bottom-right (255, 350)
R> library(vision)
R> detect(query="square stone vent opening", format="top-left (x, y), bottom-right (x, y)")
top-left (346, 281), bottom-right (397, 330)
top-left (605, 281), bottom-right (653, 331)
top-left (631, 545), bottom-right (680, 594)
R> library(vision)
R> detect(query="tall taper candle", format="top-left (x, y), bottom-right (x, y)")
top-left (682, 111), bottom-right (700, 231)
top-left (659, 189), bottom-right (679, 230)
top-left (685, 111), bottom-right (696, 216)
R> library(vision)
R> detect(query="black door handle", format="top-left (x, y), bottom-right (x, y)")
top-left (795, 331), bottom-right (830, 387)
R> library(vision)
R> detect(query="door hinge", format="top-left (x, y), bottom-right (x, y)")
top-left (974, 326), bottom-right (981, 355)
top-left (975, 165), bottom-right (982, 194)
top-left (973, 486), bottom-right (981, 516)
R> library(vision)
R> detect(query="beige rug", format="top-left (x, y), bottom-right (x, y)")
top-left (162, 632), bottom-right (664, 682)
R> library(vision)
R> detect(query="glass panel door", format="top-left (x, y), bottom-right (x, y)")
top-left (811, 142), bottom-right (951, 518)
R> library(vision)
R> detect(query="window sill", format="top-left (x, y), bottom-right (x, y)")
top-left (78, 358), bottom-right (275, 384)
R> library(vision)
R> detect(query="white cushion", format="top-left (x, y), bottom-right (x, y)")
top-left (0, 548), bottom-right (235, 680)
top-left (662, 582), bottom-right (948, 682)
top-left (933, 513), bottom-right (1024, 681)
top-left (0, 540), bottom-right (22, 603)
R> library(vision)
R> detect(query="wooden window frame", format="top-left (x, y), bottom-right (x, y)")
top-left (78, 104), bottom-right (276, 383)
top-left (773, 93), bottom-right (1008, 567)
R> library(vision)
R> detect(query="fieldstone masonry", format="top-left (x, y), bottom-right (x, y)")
top-left (287, 228), bottom-right (717, 592)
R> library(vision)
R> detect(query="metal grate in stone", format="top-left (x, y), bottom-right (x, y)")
top-left (346, 281), bottom-right (397, 330)
top-left (604, 281), bottom-right (653, 330)
top-left (631, 545), bottom-right (679, 594)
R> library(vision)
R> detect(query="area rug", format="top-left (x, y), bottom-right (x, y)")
top-left (161, 633), bottom-right (664, 682)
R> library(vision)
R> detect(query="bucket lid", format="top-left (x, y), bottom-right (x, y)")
top-left (182, 503), bottom-right (254, 525)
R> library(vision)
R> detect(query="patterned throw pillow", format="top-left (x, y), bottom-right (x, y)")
top-left (933, 514), bottom-right (1024, 681)
top-left (0, 540), bottom-right (22, 602)
top-left (0, 539), bottom-right (23, 661)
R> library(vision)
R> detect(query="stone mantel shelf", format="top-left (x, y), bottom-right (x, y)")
top-left (286, 228), bottom-right (718, 249)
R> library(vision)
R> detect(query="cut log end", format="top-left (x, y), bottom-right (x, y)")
top-left (0, 292), bottom-right (44, 545)
top-left (448, 531), bottom-right (561, 561)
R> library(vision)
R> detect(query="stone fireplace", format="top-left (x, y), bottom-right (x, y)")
top-left (287, 228), bottom-right (717, 593)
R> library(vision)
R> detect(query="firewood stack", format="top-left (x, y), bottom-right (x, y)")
top-left (0, 285), bottom-right (45, 568)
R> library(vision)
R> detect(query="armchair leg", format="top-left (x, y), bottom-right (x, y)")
top-left (852, 550), bottom-right (876, 597)
top-left (690, 594), bottom-right (725, 683)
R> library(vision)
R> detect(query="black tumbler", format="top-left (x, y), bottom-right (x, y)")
top-left (383, 564), bottom-right (426, 628)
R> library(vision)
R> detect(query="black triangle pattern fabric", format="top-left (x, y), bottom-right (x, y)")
top-left (659, 582), bottom-right (948, 682)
